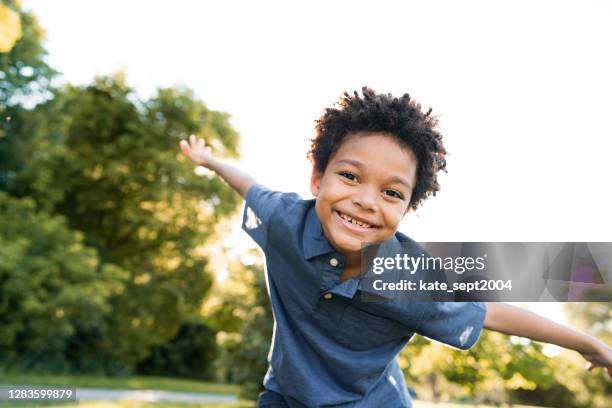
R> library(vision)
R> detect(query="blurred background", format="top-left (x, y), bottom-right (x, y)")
top-left (0, 0), bottom-right (610, 406)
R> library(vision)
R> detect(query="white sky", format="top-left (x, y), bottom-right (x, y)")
top-left (22, 0), bottom-right (612, 332)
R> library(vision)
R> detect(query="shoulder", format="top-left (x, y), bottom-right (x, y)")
top-left (394, 230), bottom-right (425, 255)
top-left (243, 184), bottom-right (312, 249)
top-left (245, 184), bottom-right (305, 218)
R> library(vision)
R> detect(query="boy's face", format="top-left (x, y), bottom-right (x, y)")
top-left (311, 132), bottom-right (418, 256)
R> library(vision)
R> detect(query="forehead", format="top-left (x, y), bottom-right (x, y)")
top-left (330, 132), bottom-right (418, 181)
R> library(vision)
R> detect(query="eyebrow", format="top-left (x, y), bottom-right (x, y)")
top-left (336, 158), bottom-right (413, 191)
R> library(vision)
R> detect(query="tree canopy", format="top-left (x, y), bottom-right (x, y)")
top-left (1, 0), bottom-right (242, 372)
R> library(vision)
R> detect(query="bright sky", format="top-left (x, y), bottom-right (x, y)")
top-left (22, 0), bottom-right (612, 335)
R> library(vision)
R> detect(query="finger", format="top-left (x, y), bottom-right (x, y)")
top-left (179, 140), bottom-right (190, 155)
top-left (198, 138), bottom-right (205, 149)
top-left (190, 134), bottom-right (197, 149)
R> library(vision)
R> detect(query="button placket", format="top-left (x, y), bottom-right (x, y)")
top-left (318, 254), bottom-right (344, 300)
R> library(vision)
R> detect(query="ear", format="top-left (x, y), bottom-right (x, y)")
top-left (310, 170), bottom-right (322, 197)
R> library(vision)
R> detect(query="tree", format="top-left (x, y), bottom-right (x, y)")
top-left (207, 253), bottom-right (274, 399)
top-left (1, 0), bottom-right (56, 193)
top-left (1, 0), bottom-right (242, 375)
top-left (403, 332), bottom-right (553, 404)
top-left (2, 74), bottom-right (241, 372)
top-left (136, 316), bottom-right (219, 380)
top-left (0, 192), bottom-right (127, 372)
top-left (555, 303), bottom-right (612, 408)
top-left (0, 0), bottom-right (54, 107)
top-left (401, 304), bottom-right (611, 407)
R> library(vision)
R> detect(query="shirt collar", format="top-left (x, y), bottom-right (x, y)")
top-left (358, 235), bottom-right (404, 301)
top-left (303, 202), bottom-right (337, 260)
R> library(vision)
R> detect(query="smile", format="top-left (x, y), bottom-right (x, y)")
top-left (334, 210), bottom-right (377, 230)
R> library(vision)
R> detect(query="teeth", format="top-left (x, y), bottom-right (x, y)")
top-left (339, 212), bottom-right (372, 228)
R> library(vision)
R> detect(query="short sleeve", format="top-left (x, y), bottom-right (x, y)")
top-left (242, 183), bottom-right (293, 249)
top-left (415, 302), bottom-right (487, 350)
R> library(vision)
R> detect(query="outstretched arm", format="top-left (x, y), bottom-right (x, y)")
top-left (484, 302), bottom-right (612, 376)
top-left (179, 135), bottom-right (256, 198)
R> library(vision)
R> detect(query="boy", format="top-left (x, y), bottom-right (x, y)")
top-left (180, 87), bottom-right (611, 407)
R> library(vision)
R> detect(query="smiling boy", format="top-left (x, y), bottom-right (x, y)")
top-left (180, 87), bottom-right (611, 407)
top-left (311, 132), bottom-right (417, 284)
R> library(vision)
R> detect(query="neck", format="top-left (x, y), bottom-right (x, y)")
top-left (339, 251), bottom-right (362, 283)
top-left (344, 251), bottom-right (361, 269)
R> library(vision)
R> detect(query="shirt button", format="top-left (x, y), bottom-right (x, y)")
top-left (329, 258), bottom-right (338, 267)
top-left (323, 293), bottom-right (333, 300)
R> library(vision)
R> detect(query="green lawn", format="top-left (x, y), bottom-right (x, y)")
top-left (0, 372), bottom-right (240, 395)
top-left (0, 371), bottom-right (552, 408)
top-left (0, 400), bottom-right (551, 408)
top-left (0, 402), bottom-right (255, 408)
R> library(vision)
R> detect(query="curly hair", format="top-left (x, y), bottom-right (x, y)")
top-left (308, 87), bottom-right (447, 210)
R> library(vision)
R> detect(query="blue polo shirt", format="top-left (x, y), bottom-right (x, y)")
top-left (242, 184), bottom-right (486, 407)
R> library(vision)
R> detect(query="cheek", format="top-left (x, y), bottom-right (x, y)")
top-left (382, 206), bottom-right (405, 228)
top-left (319, 181), bottom-right (345, 204)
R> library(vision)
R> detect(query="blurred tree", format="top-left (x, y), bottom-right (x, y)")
top-left (0, 192), bottom-right (127, 372)
top-left (564, 303), bottom-right (611, 344)
top-left (0, 0), bottom-right (54, 106)
top-left (2, 74), bottom-right (241, 372)
top-left (1, 0), bottom-right (56, 193)
top-left (136, 316), bottom-right (218, 380)
top-left (551, 302), bottom-right (612, 408)
top-left (402, 326), bottom-right (570, 405)
top-left (208, 254), bottom-right (273, 399)
top-left (402, 304), bottom-right (611, 407)
top-left (0, 2), bottom-right (21, 53)
top-left (509, 303), bottom-right (611, 408)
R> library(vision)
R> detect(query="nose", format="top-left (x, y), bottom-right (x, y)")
top-left (351, 185), bottom-right (378, 212)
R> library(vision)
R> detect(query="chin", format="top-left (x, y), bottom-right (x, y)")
top-left (334, 235), bottom-right (364, 254)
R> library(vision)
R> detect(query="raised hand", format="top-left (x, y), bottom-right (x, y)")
top-left (178, 134), bottom-right (255, 198)
top-left (582, 339), bottom-right (612, 378)
top-left (179, 134), bottom-right (214, 167)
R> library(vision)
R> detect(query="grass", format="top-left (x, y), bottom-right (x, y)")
top-left (0, 371), bottom-right (250, 407)
top-left (0, 372), bottom-right (240, 395)
top-left (0, 371), bottom-right (552, 408)
top-left (0, 402), bottom-right (255, 408)
top-left (0, 401), bottom-right (551, 408)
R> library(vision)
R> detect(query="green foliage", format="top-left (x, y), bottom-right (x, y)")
top-left (402, 305), bottom-right (612, 407)
top-left (0, 192), bottom-right (127, 371)
top-left (0, 0), bottom-right (56, 195)
top-left (0, 75), bottom-right (241, 373)
top-left (1, 41), bottom-right (241, 374)
top-left (209, 255), bottom-right (273, 400)
top-left (565, 302), bottom-right (611, 344)
top-left (136, 316), bottom-right (219, 380)
top-left (402, 331), bottom-right (554, 404)
top-left (554, 302), bottom-right (612, 408)
top-left (1, 0), bottom-right (242, 381)
top-left (0, 0), bottom-right (55, 107)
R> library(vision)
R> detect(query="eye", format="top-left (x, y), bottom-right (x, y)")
top-left (384, 189), bottom-right (404, 200)
top-left (338, 171), bottom-right (359, 182)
